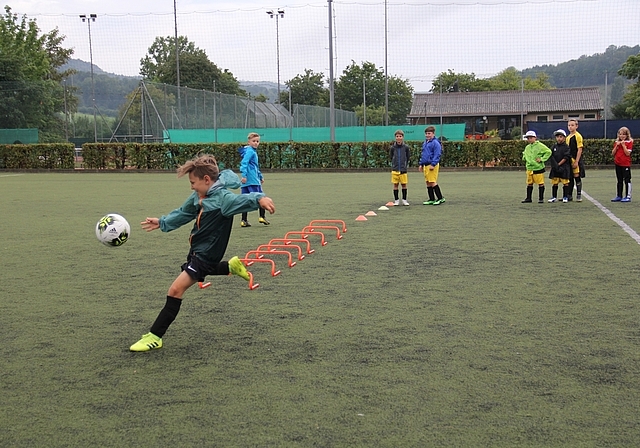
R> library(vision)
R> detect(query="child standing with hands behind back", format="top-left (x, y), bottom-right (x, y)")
top-left (611, 126), bottom-right (633, 202)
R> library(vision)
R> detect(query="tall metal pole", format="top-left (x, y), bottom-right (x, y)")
top-left (328, 0), bottom-right (335, 142)
top-left (174, 0), bottom-right (181, 121)
top-left (384, 0), bottom-right (388, 127)
top-left (267, 10), bottom-right (285, 104)
top-left (363, 78), bottom-right (367, 143)
top-left (604, 71), bottom-right (608, 138)
top-left (80, 14), bottom-right (98, 143)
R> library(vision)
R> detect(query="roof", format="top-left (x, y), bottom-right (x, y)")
top-left (409, 87), bottom-right (603, 117)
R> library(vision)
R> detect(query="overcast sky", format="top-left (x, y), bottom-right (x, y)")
top-left (8, 0), bottom-right (640, 92)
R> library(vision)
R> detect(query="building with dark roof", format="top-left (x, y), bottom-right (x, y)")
top-left (407, 87), bottom-right (603, 138)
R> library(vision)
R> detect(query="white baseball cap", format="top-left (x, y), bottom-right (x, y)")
top-left (554, 129), bottom-right (567, 136)
top-left (524, 130), bottom-right (537, 138)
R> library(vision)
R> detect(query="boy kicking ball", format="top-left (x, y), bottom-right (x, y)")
top-left (130, 154), bottom-right (275, 352)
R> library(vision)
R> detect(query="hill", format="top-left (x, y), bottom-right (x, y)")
top-left (61, 46), bottom-right (640, 117)
top-left (521, 45), bottom-right (638, 88)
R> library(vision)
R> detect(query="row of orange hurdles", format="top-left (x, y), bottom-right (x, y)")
top-left (199, 219), bottom-right (347, 290)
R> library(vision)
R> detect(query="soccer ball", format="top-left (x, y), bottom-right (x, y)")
top-left (96, 213), bottom-right (130, 247)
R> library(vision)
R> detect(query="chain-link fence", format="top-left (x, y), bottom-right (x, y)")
top-left (111, 81), bottom-right (357, 142)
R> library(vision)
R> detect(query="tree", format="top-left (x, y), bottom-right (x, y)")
top-left (431, 69), bottom-right (491, 93)
top-left (140, 36), bottom-right (245, 96)
top-left (334, 61), bottom-right (413, 125)
top-left (614, 52), bottom-right (640, 118)
top-left (279, 69), bottom-right (327, 109)
top-left (0, 6), bottom-right (75, 141)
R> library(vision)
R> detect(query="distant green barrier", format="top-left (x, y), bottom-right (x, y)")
top-left (0, 128), bottom-right (38, 144)
top-left (164, 124), bottom-right (466, 144)
top-left (0, 139), bottom-right (630, 170)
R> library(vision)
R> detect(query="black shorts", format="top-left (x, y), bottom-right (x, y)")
top-left (181, 254), bottom-right (227, 282)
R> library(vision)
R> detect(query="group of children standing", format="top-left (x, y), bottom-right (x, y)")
top-left (521, 119), bottom-right (633, 204)
top-left (389, 126), bottom-right (446, 206)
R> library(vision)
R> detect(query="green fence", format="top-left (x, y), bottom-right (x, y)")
top-left (164, 124), bottom-right (466, 144)
top-left (0, 129), bottom-right (38, 144)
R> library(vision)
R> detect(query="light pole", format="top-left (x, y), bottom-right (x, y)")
top-left (266, 9), bottom-right (284, 104)
top-left (79, 14), bottom-right (98, 143)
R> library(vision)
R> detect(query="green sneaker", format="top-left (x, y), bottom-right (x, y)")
top-left (433, 198), bottom-right (446, 205)
top-left (228, 256), bottom-right (250, 281)
top-left (130, 332), bottom-right (162, 352)
top-left (423, 200), bottom-right (435, 205)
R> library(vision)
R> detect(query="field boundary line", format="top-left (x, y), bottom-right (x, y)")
top-left (583, 191), bottom-right (640, 245)
top-left (0, 174), bottom-right (25, 178)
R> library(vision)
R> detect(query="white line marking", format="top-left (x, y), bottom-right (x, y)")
top-left (582, 191), bottom-right (640, 244)
top-left (0, 173), bottom-right (25, 178)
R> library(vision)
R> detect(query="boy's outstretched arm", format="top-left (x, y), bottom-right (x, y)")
top-left (141, 217), bottom-right (160, 232)
top-left (259, 197), bottom-right (276, 214)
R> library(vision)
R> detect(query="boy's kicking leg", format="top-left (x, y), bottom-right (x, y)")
top-left (130, 257), bottom-right (249, 352)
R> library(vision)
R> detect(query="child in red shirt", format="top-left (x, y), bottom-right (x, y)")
top-left (611, 126), bottom-right (633, 202)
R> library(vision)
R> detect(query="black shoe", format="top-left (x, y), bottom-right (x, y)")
top-left (538, 199), bottom-right (544, 203)
top-left (567, 197), bottom-right (573, 202)
top-left (521, 198), bottom-right (532, 203)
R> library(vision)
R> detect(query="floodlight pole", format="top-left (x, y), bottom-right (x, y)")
top-left (328, 0), bottom-right (335, 142)
top-left (384, 0), bottom-right (388, 127)
top-left (174, 0), bottom-right (181, 121)
top-left (267, 9), bottom-right (284, 104)
top-left (80, 14), bottom-right (98, 143)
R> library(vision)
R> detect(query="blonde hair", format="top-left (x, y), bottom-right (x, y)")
top-left (247, 132), bottom-right (260, 140)
top-left (618, 127), bottom-right (632, 140)
top-left (176, 154), bottom-right (219, 181)
top-left (568, 118), bottom-right (579, 125)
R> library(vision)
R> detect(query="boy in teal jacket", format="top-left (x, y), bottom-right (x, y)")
top-left (130, 154), bottom-right (275, 352)
top-left (521, 130), bottom-right (552, 203)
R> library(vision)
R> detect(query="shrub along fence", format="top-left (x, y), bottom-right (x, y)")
top-left (0, 139), bottom-right (633, 170)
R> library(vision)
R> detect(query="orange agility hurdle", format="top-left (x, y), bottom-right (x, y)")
top-left (285, 230), bottom-right (327, 246)
top-left (302, 225), bottom-right (343, 240)
top-left (269, 238), bottom-right (315, 255)
top-left (244, 248), bottom-right (297, 268)
top-left (308, 219), bottom-right (347, 233)
top-left (255, 243), bottom-right (305, 261)
top-left (240, 257), bottom-right (281, 277)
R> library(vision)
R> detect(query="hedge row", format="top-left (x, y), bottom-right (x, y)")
top-left (0, 139), bottom-right (635, 170)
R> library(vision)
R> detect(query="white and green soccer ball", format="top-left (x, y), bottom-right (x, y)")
top-left (95, 213), bottom-right (130, 247)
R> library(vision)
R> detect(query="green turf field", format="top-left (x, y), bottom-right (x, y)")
top-left (1, 169), bottom-right (639, 447)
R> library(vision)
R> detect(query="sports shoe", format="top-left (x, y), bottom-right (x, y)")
top-left (576, 195), bottom-right (582, 202)
top-left (402, 199), bottom-right (410, 206)
top-left (521, 198), bottom-right (532, 203)
top-left (538, 199), bottom-right (544, 203)
top-left (423, 200), bottom-right (436, 205)
top-left (548, 197), bottom-right (557, 203)
top-left (240, 220), bottom-right (251, 227)
top-left (393, 199), bottom-right (400, 206)
top-left (621, 197), bottom-right (631, 203)
top-left (130, 332), bottom-right (162, 352)
top-left (228, 256), bottom-right (250, 281)
top-left (562, 197), bottom-right (568, 203)
top-left (433, 198), bottom-right (446, 205)
top-left (611, 196), bottom-right (623, 202)
top-left (258, 217), bottom-right (270, 225)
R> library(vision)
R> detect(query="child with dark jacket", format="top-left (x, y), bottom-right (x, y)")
top-left (547, 129), bottom-right (572, 203)
top-left (389, 129), bottom-right (411, 206)
top-left (130, 154), bottom-right (275, 352)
